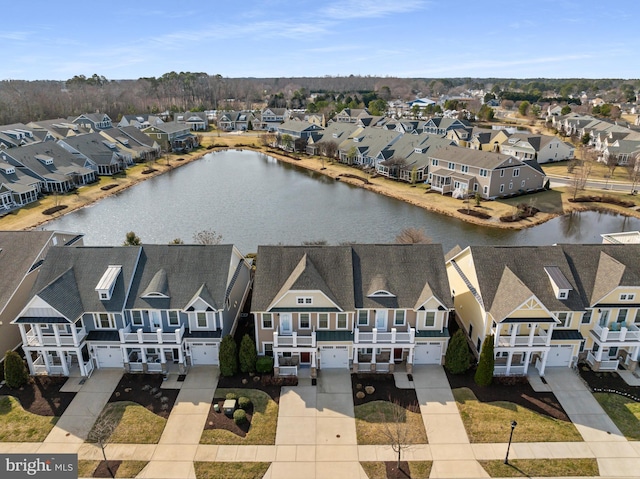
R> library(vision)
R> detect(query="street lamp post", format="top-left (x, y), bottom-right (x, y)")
top-left (504, 420), bottom-right (517, 464)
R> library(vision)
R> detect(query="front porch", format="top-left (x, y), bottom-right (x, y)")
top-left (353, 345), bottom-right (413, 373)
top-left (124, 345), bottom-right (186, 374)
top-left (27, 348), bottom-right (94, 377)
top-left (588, 323), bottom-right (640, 372)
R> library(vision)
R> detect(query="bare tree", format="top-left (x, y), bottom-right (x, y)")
top-left (626, 153), bottom-right (640, 194)
top-left (395, 228), bottom-right (432, 244)
top-left (87, 406), bottom-right (121, 478)
top-left (193, 229), bottom-right (223, 245)
top-left (324, 141), bottom-right (338, 159)
top-left (379, 400), bottom-right (413, 469)
top-left (570, 147), bottom-right (595, 200)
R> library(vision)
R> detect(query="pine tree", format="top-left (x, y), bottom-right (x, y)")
top-left (4, 350), bottom-right (29, 388)
top-left (445, 329), bottom-right (471, 374)
top-left (239, 334), bottom-right (257, 373)
top-left (219, 335), bottom-right (238, 377)
top-left (474, 335), bottom-right (495, 386)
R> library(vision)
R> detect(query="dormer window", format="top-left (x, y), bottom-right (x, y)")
top-left (95, 265), bottom-right (122, 301)
top-left (544, 266), bottom-right (573, 300)
top-left (296, 297), bottom-right (312, 305)
top-left (620, 293), bottom-right (636, 301)
top-left (559, 291), bottom-right (568, 300)
top-left (368, 290), bottom-right (395, 298)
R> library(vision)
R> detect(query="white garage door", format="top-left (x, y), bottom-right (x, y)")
top-left (95, 345), bottom-right (123, 368)
top-left (320, 345), bottom-right (349, 369)
top-left (547, 345), bottom-right (573, 367)
top-left (414, 342), bottom-right (443, 365)
top-left (190, 343), bottom-right (219, 365)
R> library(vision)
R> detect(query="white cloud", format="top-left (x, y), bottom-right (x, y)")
top-left (323, 0), bottom-right (428, 20)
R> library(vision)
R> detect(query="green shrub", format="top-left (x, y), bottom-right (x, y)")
top-left (238, 396), bottom-right (251, 410)
top-left (219, 335), bottom-right (238, 377)
top-left (225, 392), bottom-right (237, 400)
top-left (445, 329), bottom-right (472, 375)
top-left (233, 409), bottom-right (247, 425)
top-left (4, 350), bottom-right (29, 388)
top-left (239, 334), bottom-right (258, 373)
top-left (256, 356), bottom-right (274, 374)
top-left (474, 335), bottom-right (495, 386)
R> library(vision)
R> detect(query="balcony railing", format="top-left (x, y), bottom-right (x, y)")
top-left (495, 332), bottom-right (549, 348)
top-left (494, 365), bottom-right (527, 376)
top-left (586, 351), bottom-right (620, 371)
top-left (591, 323), bottom-right (640, 342)
top-left (273, 329), bottom-right (316, 348)
top-left (25, 327), bottom-right (87, 347)
top-left (354, 327), bottom-right (415, 345)
top-left (119, 324), bottom-right (185, 344)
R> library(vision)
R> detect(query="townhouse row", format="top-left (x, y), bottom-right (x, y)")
top-left (3, 233), bottom-right (639, 379)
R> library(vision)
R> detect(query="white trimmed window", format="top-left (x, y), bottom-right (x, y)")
top-left (131, 310), bottom-right (143, 326)
top-left (262, 313), bottom-right (273, 329)
top-left (499, 184), bottom-right (505, 193)
top-left (196, 312), bottom-right (207, 328)
top-left (94, 313), bottom-right (116, 329)
top-left (448, 162), bottom-right (455, 170)
top-left (358, 310), bottom-right (369, 326)
top-left (617, 309), bottom-right (628, 323)
top-left (500, 169), bottom-right (505, 177)
top-left (299, 313), bottom-right (310, 329)
top-left (556, 312), bottom-right (570, 327)
top-left (479, 168), bottom-right (488, 177)
top-left (296, 297), bottom-right (313, 305)
top-left (425, 311), bottom-right (436, 328)
top-left (394, 310), bottom-right (405, 326)
top-left (620, 293), bottom-right (636, 301)
top-left (318, 313), bottom-right (329, 329)
top-left (461, 165), bottom-right (469, 173)
top-left (432, 159), bottom-right (438, 166)
top-left (513, 168), bottom-right (520, 177)
top-left (168, 311), bottom-right (179, 326)
top-left (264, 343), bottom-right (273, 357)
top-left (337, 313), bottom-right (347, 329)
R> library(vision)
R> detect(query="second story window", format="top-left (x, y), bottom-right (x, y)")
top-left (461, 165), bottom-right (469, 173)
top-left (94, 313), bottom-right (116, 329)
top-left (131, 310), bottom-right (143, 326)
top-left (556, 312), bottom-right (570, 328)
top-left (358, 310), bottom-right (369, 326)
top-left (299, 313), bottom-right (310, 329)
top-left (394, 310), bottom-right (405, 326)
top-left (479, 168), bottom-right (488, 177)
top-left (318, 313), bottom-right (329, 329)
top-left (168, 311), bottom-right (179, 326)
top-left (197, 312), bottom-right (207, 328)
top-left (513, 168), bottom-right (520, 177)
top-left (448, 162), bottom-right (455, 170)
top-left (337, 313), bottom-right (347, 329)
top-left (432, 159), bottom-right (438, 166)
top-left (262, 313), bottom-right (273, 329)
top-left (425, 311), bottom-right (436, 328)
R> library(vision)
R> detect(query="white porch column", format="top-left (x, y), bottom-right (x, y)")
top-left (273, 331), bottom-right (278, 348)
top-left (25, 351), bottom-right (35, 375)
top-left (160, 348), bottom-right (167, 367)
top-left (35, 324), bottom-right (44, 346)
top-left (632, 346), bottom-right (640, 361)
top-left (371, 349), bottom-right (377, 364)
top-left (506, 351), bottom-right (513, 375)
top-left (178, 346), bottom-right (184, 365)
top-left (157, 328), bottom-right (163, 344)
top-left (61, 351), bottom-right (69, 376)
top-left (292, 331), bottom-right (297, 347)
top-left (391, 328), bottom-right (397, 344)
top-left (354, 328), bottom-right (359, 343)
top-left (407, 347), bottom-right (414, 365)
top-left (372, 328), bottom-right (378, 343)
top-left (546, 323), bottom-right (555, 346)
top-left (409, 327), bottom-right (415, 343)
top-left (273, 354), bottom-right (279, 368)
top-left (353, 347), bottom-right (359, 364)
top-left (510, 324), bottom-right (518, 347)
top-left (121, 346), bottom-right (129, 366)
top-left (53, 326), bottom-right (61, 347)
top-left (42, 349), bottom-right (51, 372)
top-left (18, 324), bottom-right (28, 346)
top-left (140, 348), bottom-right (147, 364)
top-left (620, 326), bottom-right (627, 341)
top-left (78, 350), bottom-right (87, 377)
top-left (137, 328), bottom-right (144, 343)
top-left (528, 324), bottom-right (536, 347)
top-left (523, 351), bottom-right (532, 374)
top-left (539, 351), bottom-right (548, 376)
top-left (494, 323), bottom-right (502, 347)
top-left (71, 326), bottom-right (79, 347)
top-left (596, 346), bottom-right (604, 361)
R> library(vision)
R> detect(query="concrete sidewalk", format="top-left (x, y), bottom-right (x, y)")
top-left (137, 366), bottom-right (219, 479)
top-left (39, 369), bottom-right (123, 451)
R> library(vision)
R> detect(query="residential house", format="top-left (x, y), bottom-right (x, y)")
top-left (58, 133), bottom-right (133, 176)
top-left (217, 111), bottom-right (258, 131)
top-left (71, 113), bottom-right (113, 131)
top-left (305, 123), bottom-right (360, 156)
top-left (446, 246), bottom-right (586, 376)
top-left (337, 127), bottom-right (402, 167)
top-left (277, 120), bottom-right (323, 140)
top-left (117, 115), bottom-right (164, 130)
top-left (0, 143), bottom-right (96, 193)
top-left (261, 108), bottom-right (290, 131)
top-left (141, 122), bottom-right (198, 152)
top-left (252, 244), bottom-right (453, 377)
top-left (174, 112), bottom-right (208, 131)
top-left (499, 133), bottom-right (575, 164)
top-left (0, 231), bottom-right (83, 361)
top-left (427, 146), bottom-right (546, 199)
top-left (28, 118), bottom-right (87, 140)
top-left (601, 139), bottom-right (640, 167)
top-left (0, 161), bottom-right (41, 207)
top-left (333, 108), bottom-right (370, 123)
top-left (0, 124), bottom-right (42, 149)
top-left (423, 118), bottom-right (471, 136)
top-left (601, 231), bottom-right (640, 244)
top-left (100, 127), bottom-right (162, 163)
top-left (14, 244), bottom-right (251, 377)
top-left (466, 128), bottom-right (510, 152)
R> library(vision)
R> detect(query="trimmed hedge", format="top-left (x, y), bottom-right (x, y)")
top-left (233, 409), bottom-right (247, 425)
top-left (256, 356), bottom-right (274, 374)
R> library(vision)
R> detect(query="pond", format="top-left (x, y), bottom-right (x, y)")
top-left (43, 150), bottom-right (640, 253)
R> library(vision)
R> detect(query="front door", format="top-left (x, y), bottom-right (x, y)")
top-left (150, 310), bottom-right (161, 329)
top-left (300, 352), bottom-right (311, 364)
top-left (394, 348), bottom-right (403, 361)
top-left (375, 310), bottom-right (387, 330)
top-left (280, 313), bottom-right (292, 335)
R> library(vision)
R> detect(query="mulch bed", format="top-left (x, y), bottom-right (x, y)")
top-left (499, 204), bottom-right (539, 222)
top-left (217, 372), bottom-right (296, 403)
top-left (457, 208), bottom-right (491, 219)
top-left (569, 195), bottom-right (635, 207)
top-left (100, 184), bottom-right (118, 191)
top-left (446, 368), bottom-right (571, 421)
top-left (141, 168), bottom-right (158, 175)
top-left (351, 373), bottom-right (420, 412)
top-left (578, 364), bottom-right (640, 401)
top-left (107, 374), bottom-right (179, 419)
top-left (42, 205), bottom-right (68, 215)
top-left (93, 460), bottom-right (121, 478)
top-left (385, 461), bottom-right (411, 479)
top-left (202, 399), bottom-right (254, 436)
top-left (2, 376), bottom-right (75, 416)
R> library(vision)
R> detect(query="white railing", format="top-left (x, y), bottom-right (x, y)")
top-left (354, 327), bottom-right (415, 344)
top-left (128, 362), bottom-right (144, 372)
top-left (273, 329), bottom-right (316, 348)
top-left (592, 323), bottom-right (640, 342)
top-left (25, 327), bottom-right (87, 347)
top-left (120, 324), bottom-right (185, 344)
top-left (278, 365), bottom-right (298, 376)
top-left (83, 359), bottom-right (94, 377)
top-left (496, 334), bottom-right (549, 348)
top-left (357, 362), bottom-right (373, 372)
top-left (494, 365), bottom-right (527, 376)
top-left (147, 362), bottom-right (163, 373)
top-left (586, 351), bottom-right (620, 371)
top-left (376, 363), bottom-right (391, 373)
top-left (32, 356), bottom-right (47, 375)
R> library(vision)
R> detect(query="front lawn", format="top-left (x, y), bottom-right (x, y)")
top-left (355, 400), bottom-right (427, 445)
top-left (88, 401), bottom-right (167, 444)
top-left (200, 389), bottom-right (277, 445)
top-left (194, 461), bottom-right (270, 479)
top-left (0, 396), bottom-right (58, 441)
top-left (594, 392), bottom-right (640, 440)
top-left (453, 388), bottom-right (582, 443)
top-left (361, 461), bottom-right (432, 479)
top-left (479, 459), bottom-right (598, 477)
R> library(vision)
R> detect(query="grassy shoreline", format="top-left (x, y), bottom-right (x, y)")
top-left (2, 131), bottom-right (639, 233)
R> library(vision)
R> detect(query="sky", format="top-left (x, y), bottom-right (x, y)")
top-left (2, 0), bottom-right (639, 81)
